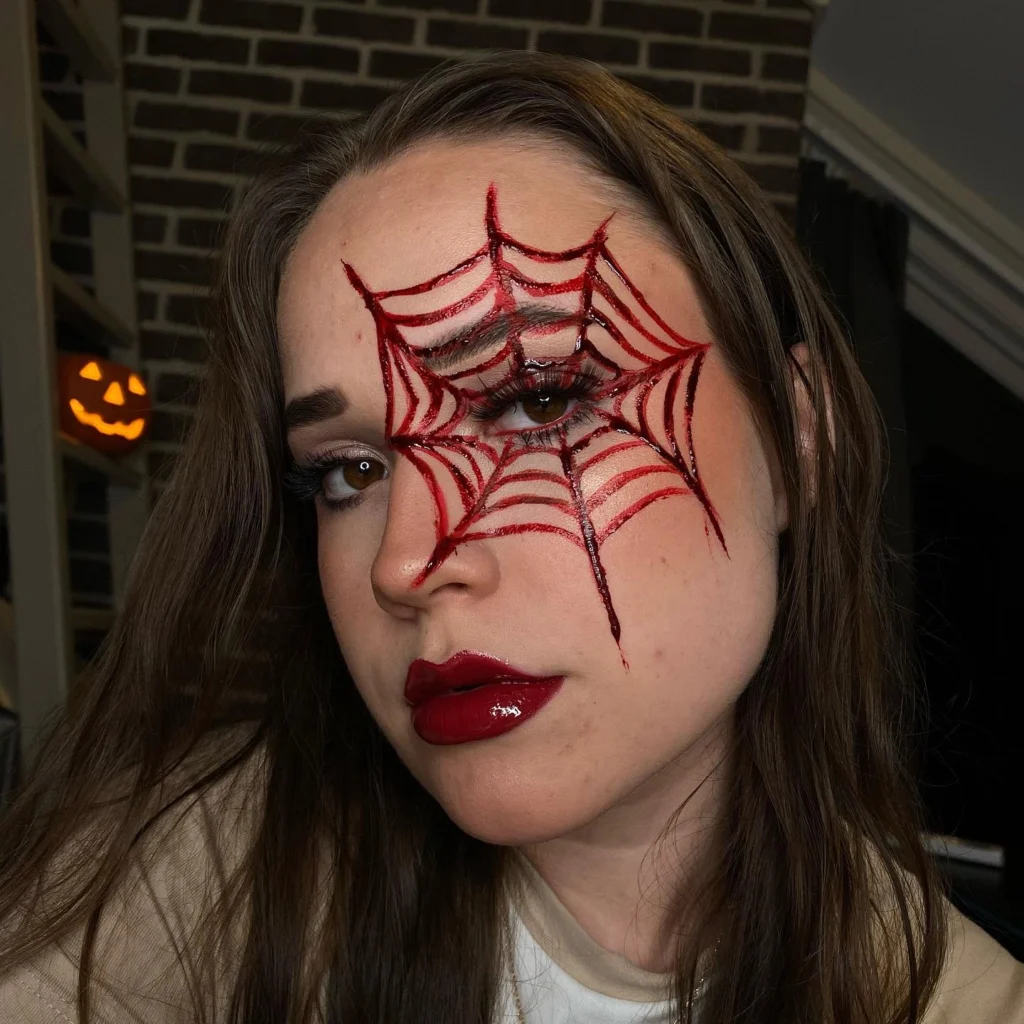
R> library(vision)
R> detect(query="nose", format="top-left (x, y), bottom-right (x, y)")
top-left (370, 456), bottom-right (500, 617)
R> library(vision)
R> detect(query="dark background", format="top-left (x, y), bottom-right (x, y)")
top-left (798, 162), bottom-right (1024, 956)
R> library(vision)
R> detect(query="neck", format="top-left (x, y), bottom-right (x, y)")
top-left (519, 715), bottom-right (732, 974)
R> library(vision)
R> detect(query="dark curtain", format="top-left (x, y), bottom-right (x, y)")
top-left (797, 159), bottom-right (914, 608)
top-left (796, 159), bottom-right (1024, 956)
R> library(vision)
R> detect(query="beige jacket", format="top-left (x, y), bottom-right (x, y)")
top-left (1, 764), bottom-right (1021, 1022)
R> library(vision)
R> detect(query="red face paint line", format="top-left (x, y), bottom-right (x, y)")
top-left (343, 185), bottom-right (726, 663)
top-left (405, 651), bottom-right (563, 745)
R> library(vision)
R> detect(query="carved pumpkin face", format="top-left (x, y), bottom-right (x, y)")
top-left (58, 353), bottom-right (151, 455)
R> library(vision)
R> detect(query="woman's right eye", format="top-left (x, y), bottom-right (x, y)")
top-left (322, 457), bottom-right (388, 505)
top-left (282, 454), bottom-right (388, 509)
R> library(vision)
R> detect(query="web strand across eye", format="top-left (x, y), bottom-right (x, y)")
top-left (342, 184), bottom-right (727, 663)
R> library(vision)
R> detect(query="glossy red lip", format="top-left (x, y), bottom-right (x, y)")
top-left (404, 651), bottom-right (563, 745)
top-left (404, 651), bottom-right (554, 706)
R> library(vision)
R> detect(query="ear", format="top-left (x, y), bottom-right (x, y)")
top-left (777, 343), bottom-right (828, 532)
top-left (769, 344), bottom-right (817, 533)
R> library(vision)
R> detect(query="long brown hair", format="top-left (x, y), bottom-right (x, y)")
top-left (0, 52), bottom-right (947, 1023)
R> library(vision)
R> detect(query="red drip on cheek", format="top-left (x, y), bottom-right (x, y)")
top-left (342, 184), bottom-right (727, 660)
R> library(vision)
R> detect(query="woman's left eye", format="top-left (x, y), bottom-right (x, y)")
top-left (503, 390), bottom-right (576, 430)
top-left (471, 368), bottom-right (603, 443)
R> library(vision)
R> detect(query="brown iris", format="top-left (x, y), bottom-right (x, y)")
top-left (522, 392), bottom-right (569, 425)
top-left (341, 458), bottom-right (385, 491)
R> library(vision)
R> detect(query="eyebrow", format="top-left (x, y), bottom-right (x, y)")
top-left (283, 303), bottom-right (576, 433)
top-left (420, 303), bottom-right (575, 372)
top-left (284, 386), bottom-right (348, 433)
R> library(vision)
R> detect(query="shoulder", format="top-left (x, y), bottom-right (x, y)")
top-left (139, 731), bottom-right (268, 885)
top-left (0, 731), bottom-right (268, 1023)
top-left (859, 837), bottom-right (1023, 1024)
top-left (923, 898), bottom-right (1024, 1024)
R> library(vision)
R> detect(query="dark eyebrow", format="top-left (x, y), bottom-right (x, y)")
top-left (284, 386), bottom-right (348, 433)
top-left (420, 303), bottom-right (576, 372)
top-left (284, 305), bottom-right (574, 432)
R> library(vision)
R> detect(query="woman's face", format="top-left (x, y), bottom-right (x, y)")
top-left (279, 138), bottom-right (783, 845)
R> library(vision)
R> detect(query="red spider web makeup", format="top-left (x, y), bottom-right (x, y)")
top-left (343, 185), bottom-right (726, 661)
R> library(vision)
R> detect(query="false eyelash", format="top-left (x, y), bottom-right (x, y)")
top-left (282, 450), bottom-right (370, 510)
top-left (468, 364), bottom-right (605, 444)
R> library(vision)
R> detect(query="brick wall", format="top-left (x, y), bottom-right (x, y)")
top-left (37, 0), bottom-right (814, 615)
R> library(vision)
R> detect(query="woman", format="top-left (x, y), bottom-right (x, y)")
top-left (0, 52), bottom-right (1020, 1024)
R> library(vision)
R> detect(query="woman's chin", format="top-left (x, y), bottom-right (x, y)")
top-left (447, 809), bottom-right (571, 848)
top-left (433, 777), bottom-right (607, 848)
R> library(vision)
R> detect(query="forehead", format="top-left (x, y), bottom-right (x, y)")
top-left (277, 138), bottom-right (709, 400)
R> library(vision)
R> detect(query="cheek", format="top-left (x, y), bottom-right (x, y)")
top-left (315, 512), bottom-right (382, 664)
top-left (601, 365), bottom-right (780, 706)
top-left (315, 509), bottom-right (411, 736)
top-left (609, 498), bottom-right (777, 691)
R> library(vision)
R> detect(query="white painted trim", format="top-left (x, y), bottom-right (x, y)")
top-left (803, 69), bottom-right (1024, 402)
top-left (805, 69), bottom-right (1024, 290)
top-left (905, 222), bottom-right (1024, 398)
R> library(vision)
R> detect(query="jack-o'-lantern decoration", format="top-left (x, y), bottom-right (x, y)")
top-left (57, 353), bottom-right (150, 455)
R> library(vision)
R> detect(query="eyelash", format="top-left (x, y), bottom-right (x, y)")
top-left (283, 366), bottom-right (605, 510)
top-left (282, 450), bottom-right (364, 511)
top-left (468, 365), bottom-right (604, 447)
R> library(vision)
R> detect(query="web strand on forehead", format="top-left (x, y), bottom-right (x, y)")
top-left (343, 184), bottom-right (726, 664)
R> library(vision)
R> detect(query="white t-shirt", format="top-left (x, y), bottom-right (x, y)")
top-left (497, 854), bottom-right (703, 1024)
top-left (498, 906), bottom-right (682, 1024)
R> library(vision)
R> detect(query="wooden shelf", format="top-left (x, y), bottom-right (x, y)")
top-left (59, 433), bottom-right (142, 487)
top-left (51, 265), bottom-right (134, 349)
top-left (4, 0), bottom-right (138, 753)
top-left (71, 606), bottom-right (115, 631)
top-left (36, 0), bottom-right (117, 82)
top-left (41, 102), bottom-right (125, 213)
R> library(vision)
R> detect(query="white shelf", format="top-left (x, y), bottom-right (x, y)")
top-left (41, 102), bottom-right (125, 213)
top-left (60, 433), bottom-right (142, 487)
top-left (36, 0), bottom-right (117, 82)
top-left (51, 265), bottom-right (134, 348)
top-left (2, 0), bottom-right (140, 753)
top-left (922, 832), bottom-right (1006, 869)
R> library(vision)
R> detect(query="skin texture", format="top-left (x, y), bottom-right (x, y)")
top-left (279, 139), bottom-right (788, 971)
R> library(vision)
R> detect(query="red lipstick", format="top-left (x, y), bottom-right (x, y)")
top-left (405, 651), bottom-right (563, 745)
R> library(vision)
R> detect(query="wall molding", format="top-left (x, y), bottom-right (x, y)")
top-left (803, 69), bottom-right (1024, 401)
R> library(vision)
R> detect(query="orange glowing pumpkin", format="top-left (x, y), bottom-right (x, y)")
top-left (57, 353), bottom-right (150, 455)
